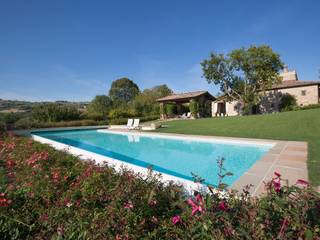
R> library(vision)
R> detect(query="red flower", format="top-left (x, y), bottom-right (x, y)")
top-left (171, 215), bottom-right (182, 225)
top-left (219, 201), bottom-right (228, 211)
top-left (296, 179), bottom-right (309, 187)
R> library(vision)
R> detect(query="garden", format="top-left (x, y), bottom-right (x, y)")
top-left (1, 133), bottom-right (319, 239)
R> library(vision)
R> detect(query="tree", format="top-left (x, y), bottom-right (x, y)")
top-left (201, 45), bottom-right (284, 113)
top-left (87, 95), bottom-right (112, 119)
top-left (109, 78), bottom-right (140, 104)
top-left (131, 84), bottom-right (173, 116)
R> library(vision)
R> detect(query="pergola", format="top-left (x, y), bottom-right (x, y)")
top-left (157, 90), bottom-right (215, 119)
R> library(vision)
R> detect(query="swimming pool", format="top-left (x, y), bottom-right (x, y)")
top-left (32, 129), bottom-right (272, 186)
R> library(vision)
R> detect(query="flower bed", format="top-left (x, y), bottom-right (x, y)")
top-left (0, 133), bottom-right (319, 239)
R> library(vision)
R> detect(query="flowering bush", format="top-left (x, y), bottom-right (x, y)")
top-left (0, 133), bottom-right (319, 239)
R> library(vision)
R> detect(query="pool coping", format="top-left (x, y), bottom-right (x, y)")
top-left (30, 128), bottom-right (308, 196)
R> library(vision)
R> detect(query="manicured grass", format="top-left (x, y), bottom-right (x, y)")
top-left (155, 108), bottom-right (320, 186)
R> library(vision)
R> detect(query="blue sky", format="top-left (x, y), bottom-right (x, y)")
top-left (0, 0), bottom-right (319, 101)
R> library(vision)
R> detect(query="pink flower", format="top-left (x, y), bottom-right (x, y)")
top-left (39, 213), bottom-right (49, 222)
top-left (124, 201), bottom-right (133, 210)
top-left (149, 199), bottom-right (157, 206)
top-left (195, 193), bottom-right (204, 205)
top-left (171, 215), bottom-right (182, 225)
top-left (6, 159), bottom-right (15, 169)
top-left (51, 171), bottom-right (60, 183)
top-left (296, 179), bottom-right (309, 187)
top-left (219, 201), bottom-right (228, 211)
top-left (273, 178), bottom-right (281, 193)
top-left (0, 193), bottom-right (12, 207)
top-left (187, 198), bottom-right (204, 215)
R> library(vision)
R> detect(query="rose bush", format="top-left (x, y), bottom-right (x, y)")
top-left (0, 133), bottom-right (319, 239)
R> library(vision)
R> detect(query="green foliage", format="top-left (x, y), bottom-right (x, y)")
top-left (0, 121), bottom-right (5, 132)
top-left (201, 45), bottom-right (284, 112)
top-left (0, 135), bottom-right (319, 239)
top-left (189, 100), bottom-right (199, 118)
top-left (280, 93), bottom-right (297, 111)
top-left (108, 108), bottom-right (136, 119)
top-left (87, 95), bottom-right (112, 119)
top-left (32, 103), bottom-right (81, 122)
top-left (13, 119), bottom-right (107, 130)
top-left (131, 85), bottom-right (173, 116)
top-left (109, 78), bottom-right (140, 104)
top-left (164, 104), bottom-right (176, 117)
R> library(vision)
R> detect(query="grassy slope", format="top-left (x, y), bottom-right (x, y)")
top-left (155, 108), bottom-right (320, 186)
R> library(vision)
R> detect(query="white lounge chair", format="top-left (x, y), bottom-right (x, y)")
top-left (126, 119), bottom-right (134, 129)
top-left (187, 112), bottom-right (191, 118)
top-left (129, 119), bottom-right (140, 130)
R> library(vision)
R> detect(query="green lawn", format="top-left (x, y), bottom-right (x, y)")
top-left (155, 108), bottom-right (320, 186)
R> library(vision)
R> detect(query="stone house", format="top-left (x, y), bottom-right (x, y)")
top-left (212, 66), bottom-right (320, 116)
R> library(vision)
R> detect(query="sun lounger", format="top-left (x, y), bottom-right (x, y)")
top-left (129, 119), bottom-right (140, 130)
top-left (126, 119), bottom-right (134, 129)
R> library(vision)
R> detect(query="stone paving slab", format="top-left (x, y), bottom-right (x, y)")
top-left (231, 140), bottom-right (308, 196)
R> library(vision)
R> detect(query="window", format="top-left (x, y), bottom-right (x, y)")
top-left (301, 90), bottom-right (306, 96)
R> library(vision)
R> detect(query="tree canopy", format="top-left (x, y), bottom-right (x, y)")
top-left (108, 78), bottom-right (140, 104)
top-left (131, 84), bottom-right (173, 116)
top-left (201, 45), bottom-right (284, 109)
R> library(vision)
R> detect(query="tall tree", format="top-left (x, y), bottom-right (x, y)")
top-left (109, 78), bottom-right (140, 104)
top-left (201, 45), bottom-right (284, 112)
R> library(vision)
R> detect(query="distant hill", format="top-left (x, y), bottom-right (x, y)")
top-left (0, 99), bottom-right (89, 113)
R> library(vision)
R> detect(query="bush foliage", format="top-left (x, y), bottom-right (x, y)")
top-left (280, 93), bottom-right (297, 111)
top-left (0, 134), bottom-right (319, 239)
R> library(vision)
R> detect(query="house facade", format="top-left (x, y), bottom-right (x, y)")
top-left (212, 66), bottom-right (320, 117)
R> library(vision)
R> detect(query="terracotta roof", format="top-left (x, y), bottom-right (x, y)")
top-left (269, 80), bottom-right (320, 90)
top-left (157, 90), bottom-right (215, 102)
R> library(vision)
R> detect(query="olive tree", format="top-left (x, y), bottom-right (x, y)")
top-left (201, 45), bottom-right (284, 113)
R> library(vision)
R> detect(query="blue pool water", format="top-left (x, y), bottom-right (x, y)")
top-left (33, 130), bottom-right (271, 186)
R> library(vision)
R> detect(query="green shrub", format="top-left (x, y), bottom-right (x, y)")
top-left (164, 104), bottom-right (176, 117)
top-left (108, 108), bottom-right (136, 119)
top-left (0, 135), bottom-right (319, 239)
top-left (13, 117), bottom-right (34, 130)
top-left (0, 121), bottom-right (6, 132)
top-left (189, 100), bottom-right (199, 118)
top-left (280, 93), bottom-right (297, 111)
top-left (80, 112), bottom-right (105, 121)
top-left (32, 103), bottom-right (81, 122)
top-left (13, 119), bottom-right (107, 130)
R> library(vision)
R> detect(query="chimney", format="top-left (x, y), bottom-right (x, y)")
top-left (280, 65), bottom-right (298, 81)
